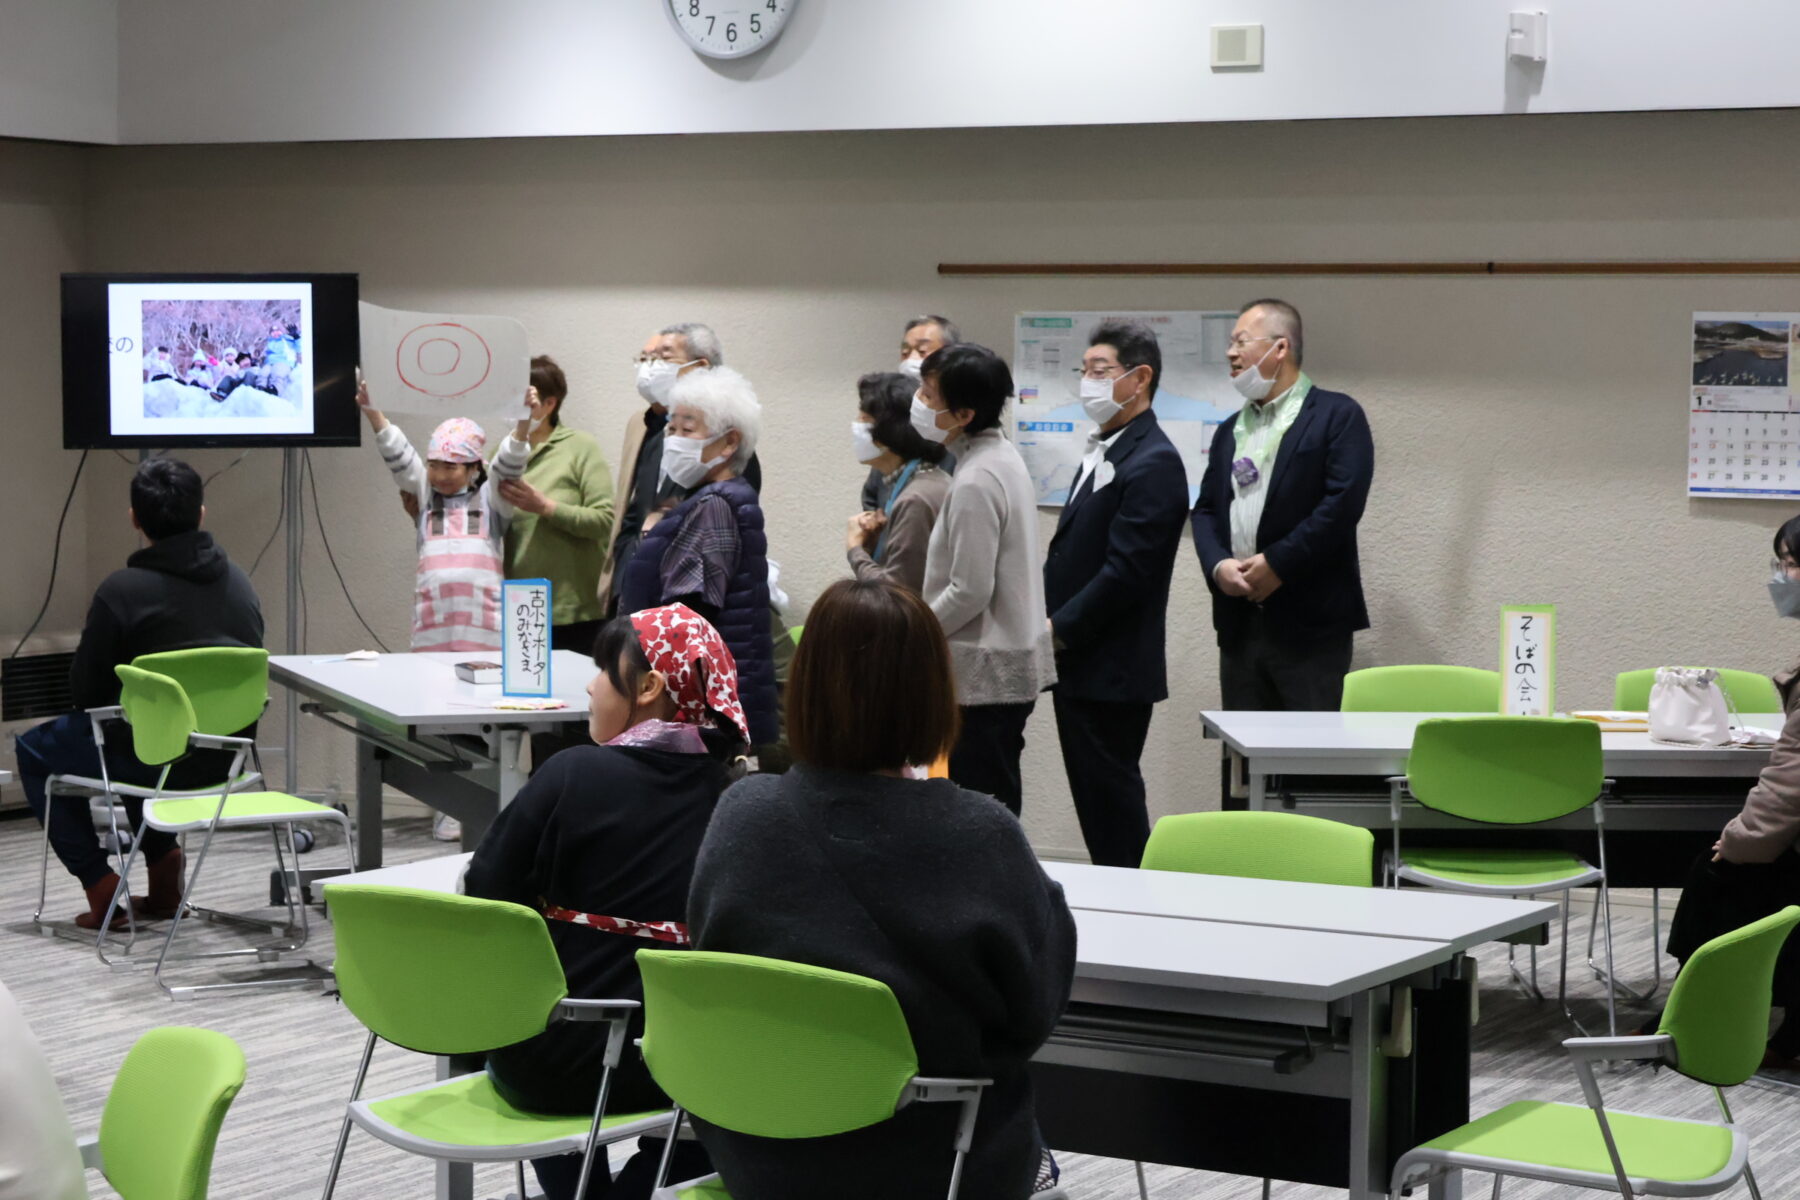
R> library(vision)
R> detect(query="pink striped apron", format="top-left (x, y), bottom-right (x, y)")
top-left (413, 491), bottom-right (503, 654)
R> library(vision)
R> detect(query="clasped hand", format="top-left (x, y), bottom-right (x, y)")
top-left (847, 511), bottom-right (886, 551)
top-left (1215, 554), bottom-right (1283, 603)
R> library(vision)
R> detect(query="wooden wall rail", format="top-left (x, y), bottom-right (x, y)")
top-left (936, 261), bottom-right (1800, 277)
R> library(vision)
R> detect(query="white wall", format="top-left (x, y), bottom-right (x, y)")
top-left (0, 0), bottom-right (117, 144)
top-left (113, 0), bottom-right (1800, 145)
top-left (71, 108), bottom-right (1800, 856)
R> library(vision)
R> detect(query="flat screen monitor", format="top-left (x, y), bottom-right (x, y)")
top-left (61, 272), bottom-right (361, 449)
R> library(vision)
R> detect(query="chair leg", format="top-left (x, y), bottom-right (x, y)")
top-left (515, 1160), bottom-right (528, 1200)
top-left (1599, 884), bottom-right (1619, 1037)
top-left (652, 1106), bottom-right (686, 1191)
top-left (1261, 1177), bottom-right (1271, 1199)
top-left (32, 788), bottom-right (57, 925)
top-left (1134, 1160), bottom-right (1149, 1200)
top-left (1491, 1172), bottom-right (1503, 1198)
top-left (320, 1030), bottom-right (377, 1200)
top-left (95, 828), bottom-right (148, 970)
top-left (154, 815), bottom-right (223, 998)
top-left (1586, 884), bottom-right (1664, 1005)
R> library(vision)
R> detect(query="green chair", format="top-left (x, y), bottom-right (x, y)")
top-left (1142, 810), bottom-right (1376, 887)
top-left (1138, 810), bottom-right (1375, 1200)
top-left (638, 949), bottom-right (992, 1200)
top-left (34, 647), bottom-right (272, 946)
top-left (1612, 667), bottom-right (1782, 713)
top-left (80, 1025), bottom-right (247, 1200)
top-left (95, 658), bottom-right (354, 998)
top-left (1342, 665), bottom-right (1501, 713)
top-left (1390, 906), bottom-right (1800, 1200)
top-left (1389, 716), bottom-right (1619, 1035)
top-left (321, 885), bottom-right (670, 1200)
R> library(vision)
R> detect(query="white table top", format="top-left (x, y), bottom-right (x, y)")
top-left (326, 852), bottom-right (471, 893)
top-left (270, 651), bottom-right (594, 732)
top-left (1046, 860), bottom-right (1554, 951)
top-left (1202, 709), bottom-right (1781, 778)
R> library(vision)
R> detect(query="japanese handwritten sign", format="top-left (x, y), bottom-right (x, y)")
top-left (1500, 605), bottom-right (1556, 717)
top-left (503, 578), bottom-right (553, 697)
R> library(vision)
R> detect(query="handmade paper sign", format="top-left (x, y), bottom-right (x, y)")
top-left (502, 579), bottom-right (553, 698)
top-left (358, 301), bottom-right (530, 421)
top-left (1500, 604), bottom-right (1556, 716)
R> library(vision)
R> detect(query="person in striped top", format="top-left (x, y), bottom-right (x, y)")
top-left (357, 381), bottom-right (531, 653)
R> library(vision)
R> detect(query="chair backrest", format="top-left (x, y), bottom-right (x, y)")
top-left (637, 949), bottom-right (919, 1139)
top-left (99, 1026), bottom-right (246, 1200)
top-left (1405, 717), bottom-right (1603, 824)
top-left (1613, 667), bottom-right (1782, 714)
top-left (1658, 905), bottom-right (1800, 1087)
top-left (132, 648), bottom-right (269, 736)
top-left (1141, 811), bottom-right (1375, 887)
top-left (1342, 665), bottom-right (1501, 713)
top-left (328, 885), bottom-right (568, 1055)
top-left (114, 665), bottom-right (200, 767)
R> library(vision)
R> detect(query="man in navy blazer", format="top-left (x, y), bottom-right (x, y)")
top-left (1193, 300), bottom-right (1375, 749)
top-left (1045, 320), bottom-right (1191, 866)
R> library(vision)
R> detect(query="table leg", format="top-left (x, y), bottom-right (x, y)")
top-left (494, 729), bottom-right (528, 807)
top-left (355, 729), bottom-right (384, 871)
top-left (1248, 763), bottom-right (1269, 812)
top-left (1348, 989), bottom-right (1390, 1200)
top-left (436, 1055), bottom-right (474, 1200)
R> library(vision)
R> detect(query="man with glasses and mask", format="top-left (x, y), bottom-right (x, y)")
top-left (862, 314), bottom-right (963, 512)
top-left (1044, 320), bottom-right (1189, 866)
top-left (599, 322), bottom-right (762, 614)
top-left (1193, 299), bottom-right (1375, 804)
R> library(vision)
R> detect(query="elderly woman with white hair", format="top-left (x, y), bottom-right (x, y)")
top-left (617, 365), bottom-right (780, 748)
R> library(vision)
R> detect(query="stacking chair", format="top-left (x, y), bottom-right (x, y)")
top-left (1342, 665), bottom-right (1501, 713)
top-left (96, 660), bottom-right (354, 997)
top-left (1389, 716), bottom-right (1619, 1035)
top-left (322, 885), bottom-right (672, 1200)
top-left (638, 949), bottom-right (993, 1200)
top-left (34, 647), bottom-right (272, 947)
top-left (81, 1025), bottom-right (247, 1200)
top-left (1390, 906), bottom-right (1800, 1199)
top-left (1612, 667), bottom-right (1782, 714)
top-left (1137, 810), bottom-right (1375, 1200)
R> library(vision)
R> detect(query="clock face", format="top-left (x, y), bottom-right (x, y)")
top-left (666, 1), bottom-right (796, 60)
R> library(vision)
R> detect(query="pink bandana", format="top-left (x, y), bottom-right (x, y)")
top-left (628, 604), bottom-right (750, 744)
top-left (428, 417), bottom-right (486, 464)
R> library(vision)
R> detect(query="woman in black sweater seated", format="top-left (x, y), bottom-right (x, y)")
top-left (464, 603), bottom-right (745, 1199)
top-left (687, 577), bottom-right (1078, 1200)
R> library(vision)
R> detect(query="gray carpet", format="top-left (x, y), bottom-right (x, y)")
top-left (3, 813), bottom-right (1794, 1199)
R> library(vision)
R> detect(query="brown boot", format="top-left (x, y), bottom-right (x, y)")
top-left (73, 874), bottom-right (131, 931)
top-left (135, 846), bottom-right (185, 920)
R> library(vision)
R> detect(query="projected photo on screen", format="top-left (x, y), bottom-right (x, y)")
top-left (108, 281), bottom-right (315, 438)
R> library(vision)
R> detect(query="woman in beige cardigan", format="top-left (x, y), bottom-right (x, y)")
top-left (1664, 513), bottom-right (1800, 1069)
top-left (914, 344), bottom-right (1056, 817)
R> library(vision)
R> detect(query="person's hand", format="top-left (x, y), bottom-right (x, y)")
top-left (1213, 558), bottom-right (1254, 598)
top-left (399, 490), bottom-right (420, 522)
top-left (499, 477), bottom-right (556, 517)
top-left (847, 511), bottom-right (885, 551)
top-left (513, 387), bottom-right (537, 442)
top-left (1242, 554), bottom-right (1284, 603)
top-left (1712, 838), bottom-right (1726, 864)
top-left (356, 378), bottom-right (388, 431)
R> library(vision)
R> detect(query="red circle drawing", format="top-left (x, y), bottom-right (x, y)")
top-left (396, 322), bottom-right (492, 398)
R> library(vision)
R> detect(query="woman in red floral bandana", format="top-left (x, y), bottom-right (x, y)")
top-left (464, 602), bottom-right (744, 1200)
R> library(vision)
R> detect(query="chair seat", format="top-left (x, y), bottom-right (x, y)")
top-left (48, 773), bottom-right (262, 801)
top-left (144, 791), bottom-right (341, 831)
top-left (1398, 847), bottom-right (1601, 892)
top-left (1403, 1099), bottom-right (1741, 1192)
top-left (654, 1175), bottom-right (731, 1200)
top-left (350, 1072), bottom-right (670, 1161)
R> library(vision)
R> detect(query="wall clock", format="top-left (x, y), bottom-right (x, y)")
top-left (665, 1), bottom-right (796, 60)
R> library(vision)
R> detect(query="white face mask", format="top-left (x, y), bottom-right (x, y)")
top-left (1079, 371), bottom-right (1127, 426)
top-left (661, 434), bottom-right (719, 489)
top-left (1229, 341), bottom-right (1280, 403)
top-left (898, 356), bottom-right (924, 379)
top-left (636, 359), bottom-right (693, 407)
top-left (909, 391), bottom-right (954, 445)
top-left (850, 421), bottom-right (884, 463)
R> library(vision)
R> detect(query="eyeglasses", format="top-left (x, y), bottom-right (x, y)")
top-left (1228, 334), bottom-right (1277, 350)
top-left (1072, 363), bottom-right (1134, 381)
top-left (631, 354), bottom-right (697, 367)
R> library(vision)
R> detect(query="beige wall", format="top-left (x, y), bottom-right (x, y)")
top-left (34, 107), bottom-right (1800, 853)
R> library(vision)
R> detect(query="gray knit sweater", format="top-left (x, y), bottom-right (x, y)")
top-left (922, 429), bottom-right (1057, 705)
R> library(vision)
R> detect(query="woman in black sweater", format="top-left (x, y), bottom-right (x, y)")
top-left (687, 578), bottom-right (1077, 1199)
top-left (464, 603), bottom-right (747, 1200)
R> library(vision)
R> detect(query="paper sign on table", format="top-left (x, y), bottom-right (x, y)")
top-left (502, 579), bottom-right (553, 698)
top-left (1500, 605), bottom-right (1556, 716)
top-left (358, 301), bottom-right (530, 421)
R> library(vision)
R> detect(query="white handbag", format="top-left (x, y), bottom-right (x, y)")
top-left (1647, 667), bottom-right (1733, 746)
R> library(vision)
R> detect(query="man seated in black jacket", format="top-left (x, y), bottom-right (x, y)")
top-left (18, 457), bottom-right (265, 930)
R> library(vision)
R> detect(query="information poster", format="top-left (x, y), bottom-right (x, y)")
top-left (502, 579), bottom-right (553, 698)
top-left (1500, 605), bottom-right (1556, 717)
top-left (1013, 310), bottom-right (1239, 506)
top-left (1689, 311), bottom-right (1800, 499)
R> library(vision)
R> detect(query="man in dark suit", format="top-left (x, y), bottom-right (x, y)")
top-left (1193, 298), bottom-right (1375, 733)
top-left (1045, 320), bottom-right (1191, 866)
